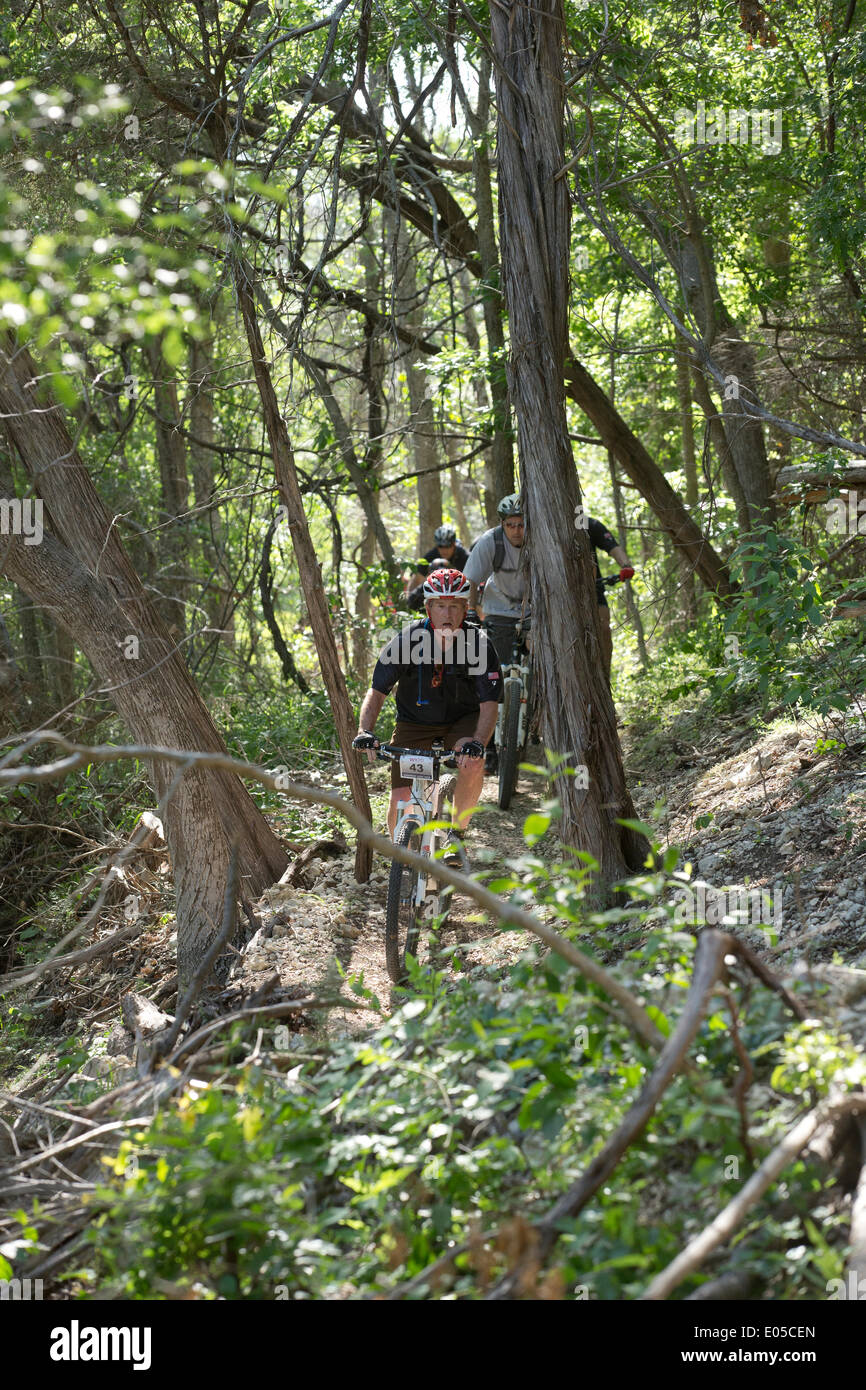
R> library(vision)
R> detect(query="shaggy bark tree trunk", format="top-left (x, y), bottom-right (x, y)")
top-left (470, 51), bottom-right (514, 515)
top-left (0, 340), bottom-right (289, 991)
top-left (490, 0), bottom-right (648, 883)
top-left (187, 334), bottom-right (236, 651)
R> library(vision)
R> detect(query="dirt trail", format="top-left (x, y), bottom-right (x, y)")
top-left (230, 707), bottom-right (866, 1043)
top-left (238, 769), bottom-right (545, 1039)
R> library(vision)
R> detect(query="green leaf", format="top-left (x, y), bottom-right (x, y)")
top-left (523, 812), bottom-right (551, 840)
top-left (645, 1005), bottom-right (670, 1037)
top-left (162, 327), bottom-right (185, 366)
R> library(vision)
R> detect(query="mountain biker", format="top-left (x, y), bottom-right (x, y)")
top-left (465, 494), bottom-right (635, 684)
top-left (403, 524), bottom-right (470, 593)
top-left (462, 496), bottom-right (528, 774)
top-left (353, 568), bottom-right (501, 866)
top-left (463, 495), bottom-right (528, 680)
top-left (576, 511), bottom-right (635, 682)
top-left (403, 557), bottom-right (449, 612)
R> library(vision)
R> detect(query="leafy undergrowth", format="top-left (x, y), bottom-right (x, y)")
top-left (63, 874), bottom-right (864, 1302)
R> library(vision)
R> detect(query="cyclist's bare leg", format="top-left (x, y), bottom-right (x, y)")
top-left (598, 605), bottom-right (613, 684)
top-left (387, 787), bottom-right (412, 837)
top-left (452, 758), bottom-right (485, 831)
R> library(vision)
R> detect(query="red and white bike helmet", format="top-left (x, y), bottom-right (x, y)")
top-left (423, 567), bottom-right (471, 600)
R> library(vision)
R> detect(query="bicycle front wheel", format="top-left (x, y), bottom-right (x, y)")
top-left (385, 819), bottom-right (424, 984)
top-left (498, 677), bottom-right (522, 809)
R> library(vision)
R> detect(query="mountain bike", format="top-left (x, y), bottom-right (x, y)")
top-left (359, 741), bottom-right (469, 984)
top-left (490, 617), bottom-right (532, 811)
top-left (490, 575), bottom-right (625, 810)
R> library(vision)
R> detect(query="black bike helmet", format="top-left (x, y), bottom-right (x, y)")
top-left (497, 493), bottom-right (523, 518)
top-left (434, 524), bottom-right (457, 544)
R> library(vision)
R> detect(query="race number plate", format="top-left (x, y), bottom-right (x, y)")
top-left (399, 754), bottom-right (435, 779)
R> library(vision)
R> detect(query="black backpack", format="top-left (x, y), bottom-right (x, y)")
top-left (492, 524), bottom-right (506, 574)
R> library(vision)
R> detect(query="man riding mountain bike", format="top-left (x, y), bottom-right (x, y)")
top-left (463, 494), bottom-right (528, 679)
top-left (403, 524), bottom-right (470, 594)
top-left (575, 511), bottom-right (635, 683)
top-left (465, 493), bottom-right (635, 686)
top-left (353, 568), bottom-right (500, 866)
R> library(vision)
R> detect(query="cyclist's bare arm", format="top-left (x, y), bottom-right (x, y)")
top-left (453, 701), bottom-right (498, 767)
top-left (473, 701), bottom-right (499, 747)
top-left (357, 689), bottom-right (387, 761)
top-left (610, 544), bottom-right (631, 567)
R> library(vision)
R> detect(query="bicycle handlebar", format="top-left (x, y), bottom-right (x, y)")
top-left (355, 742), bottom-right (466, 768)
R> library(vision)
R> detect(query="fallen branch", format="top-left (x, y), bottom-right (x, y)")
top-left (282, 833), bottom-right (348, 887)
top-left (0, 747), bottom-right (193, 994)
top-left (724, 935), bottom-right (809, 1021)
top-left (486, 930), bottom-right (732, 1300)
top-left (640, 1092), bottom-right (866, 1300)
top-left (0, 732), bottom-right (666, 1053)
top-left (0, 919), bottom-right (143, 991)
top-left (684, 1270), bottom-right (758, 1300)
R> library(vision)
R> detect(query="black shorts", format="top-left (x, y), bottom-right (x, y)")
top-left (596, 577), bottom-right (608, 608)
top-left (389, 715), bottom-right (482, 789)
top-left (483, 617), bottom-right (524, 667)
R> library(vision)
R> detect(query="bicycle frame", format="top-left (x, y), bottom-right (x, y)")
top-left (385, 743), bottom-right (457, 912)
top-left (392, 776), bottom-right (443, 910)
top-left (493, 623), bottom-right (532, 752)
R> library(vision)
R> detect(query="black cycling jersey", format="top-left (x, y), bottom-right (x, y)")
top-left (372, 618), bottom-right (502, 724)
top-left (587, 517), bottom-right (618, 578)
top-left (418, 543), bottom-right (469, 573)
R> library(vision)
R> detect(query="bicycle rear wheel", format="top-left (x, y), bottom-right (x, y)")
top-left (385, 819), bottom-right (424, 984)
top-left (498, 677), bottom-right (522, 809)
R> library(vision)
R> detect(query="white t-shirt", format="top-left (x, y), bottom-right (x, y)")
top-left (464, 526), bottom-right (527, 617)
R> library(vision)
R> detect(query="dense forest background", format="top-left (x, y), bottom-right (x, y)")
top-left (1, 0), bottom-right (865, 1306)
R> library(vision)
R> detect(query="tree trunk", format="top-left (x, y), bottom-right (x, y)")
top-left (607, 452), bottom-right (650, 667)
top-left (675, 340), bottom-right (699, 512)
top-left (260, 515), bottom-right (312, 695)
top-left (714, 322), bottom-right (776, 530)
top-left (490, 0), bottom-right (648, 883)
top-left (147, 337), bottom-right (190, 639)
top-left (471, 51), bottom-right (515, 517)
top-left (401, 234), bottom-right (443, 551)
top-left (563, 358), bottom-right (736, 597)
top-left (690, 362), bottom-right (752, 532)
top-left (352, 522), bottom-right (376, 689)
top-left (677, 236), bottom-right (775, 530)
top-left (233, 262), bottom-right (374, 880)
top-left (0, 339), bottom-right (289, 991)
top-left (187, 334), bottom-right (236, 650)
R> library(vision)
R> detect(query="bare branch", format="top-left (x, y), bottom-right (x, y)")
top-left (0, 732), bottom-right (666, 1052)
